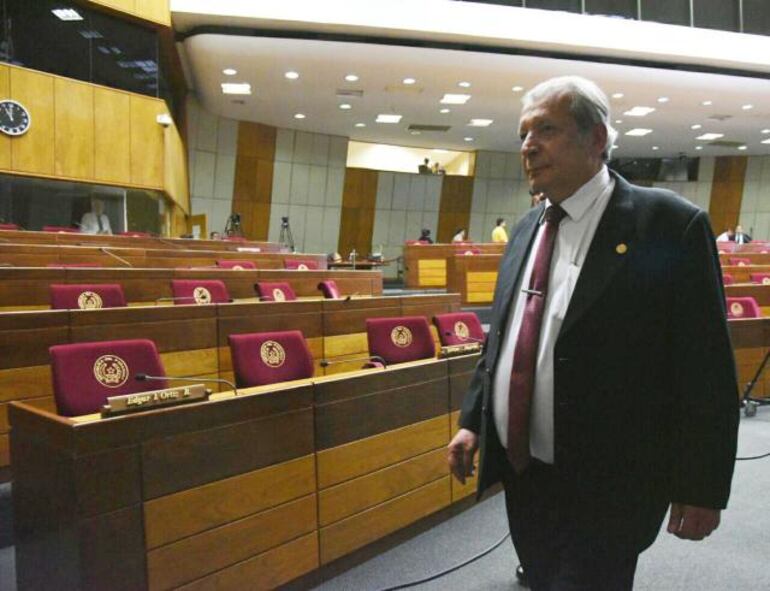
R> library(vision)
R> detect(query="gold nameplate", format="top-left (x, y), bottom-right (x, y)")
top-left (439, 342), bottom-right (481, 358)
top-left (101, 384), bottom-right (209, 417)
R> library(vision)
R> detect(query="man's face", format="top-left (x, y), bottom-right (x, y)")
top-left (519, 94), bottom-right (604, 202)
top-left (93, 200), bottom-right (104, 215)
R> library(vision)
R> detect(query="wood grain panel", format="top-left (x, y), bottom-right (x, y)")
top-left (319, 447), bottom-right (447, 526)
top-left (317, 414), bottom-right (449, 489)
top-left (130, 95), bottom-right (164, 187)
top-left (0, 65), bottom-right (10, 169)
top-left (10, 67), bottom-right (55, 174)
top-left (437, 175), bottom-right (474, 243)
top-left (164, 121), bottom-right (189, 214)
top-left (92, 0), bottom-right (135, 13)
top-left (234, 122), bottom-right (276, 241)
top-left (135, 0), bottom-right (171, 25)
top-left (709, 156), bottom-right (747, 235)
top-left (0, 433), bottom-right (8, 466)
top-left (339, 168), bottom-right (377, 257)
top-left (159, 347), bottom-right (219, 377)
top-left (449, 410), bottom-right (477, 500)
top-left (320, 476), bottom-right (451, 564)
top-left (143, 454), bottom-right (316, 548)
top-left (418, 259), bottom-right (446, 286)
top-left (177, 532), bottom-right (318, 591)
top-left (0, 366), bottom-right (53, 403)
top-left (148, 494), bottom-right (316, 590)
top-left (323, 332), bottom-right (369, 358)
top-left (54, 77), bottom-right (94, 179)
top-left (74, 445), bottom-right (141, 518)
top-left (1, 396), bottom-right (54, 431)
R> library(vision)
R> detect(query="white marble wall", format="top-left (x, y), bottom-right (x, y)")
top-left (267, 129), bottom-right (347, 254)
top-left (371, 172), bottom-right (443, 278)
top-left (739, 156), bottom-right (770, 240)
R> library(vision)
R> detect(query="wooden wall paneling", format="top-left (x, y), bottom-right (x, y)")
top-left (322, 296), bottom-right (402, 336)
top-left (0, 310), bottom-right (69, 370)
top-left (10, 67), bottom-right (55, 175)
top-left (54, 78), bottom-right (95, 180)
top-left (0, 65), bottom-right (10, 169)
top-left (436, 175), bottom-right (474, 243)
top-left (91, 0), bottom-right (136, 14)
top-left (339, 168), bottom-right (377, 257)
top-left (448, 354), bottom-right (479, 411)
top-left (134, 0), bottom-right (171, 25)
top-left (0, 267), bottom-right (65, 308)
top-left (399, 293), bottom-right (462, 319)
top-left (94, 88), bottom-right (131, 184)
top-left (129, 96), bottom-right (165, 188)
top-left (233, 122), bottom-right (276, 241)
top-left (164, 122), bottom-right (190, 214)
top-left (709, 156), bottom-right (747, 235)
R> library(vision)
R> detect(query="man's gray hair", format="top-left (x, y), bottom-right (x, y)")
top-left (521, 76), bottom-right (618, 162)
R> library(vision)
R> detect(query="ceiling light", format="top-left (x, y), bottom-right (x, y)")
top-left (354, 122), bottom-right (366, 128)
top-left (464, 137), bottom-right (474, 142)
top-left (762, 129), bottom-right (770, 134)
top-left (284, 71), bottom-right (299, 80)
top-left (696, 146), bottom-right (704, 150)
top-left (612, 144), bottom-right (619, 149)
top-left (294, 113), bottom-right (305, 119)
top-left (410, 131), bottom-right (421, 136)
top-left (441, 94), bottom-right (471, 105)
top-left (512, 86), bottom-right (524, 92)
top-left (762, 139), bottom-right (770, 144)
top-left (433, 149), bottom-right (449, 153)
top-left (738, 145), bottom-right (748, 150)
top-left (221, 83), bottom-right (251, 95)
top-left (440, 108), bottom-right (451, 114)
top-left (615, 120), bottom-right (623, 124)
top-left (468, 118), bottom-right (493, 127)
top-left (691, 124), bottom-right (702, 130)
top-left (612, 93), bottom-right (624, 99)
top-left (402, 77), bottom-right (416, 85)
top-left (624, 106), bottom-right (655, 117)
top-left (696, 133), bottom-right (724, 140)
top-left (652, 146), bottom-right (659, 150)
top-left (339, 103), bottom-right (352, 110)
top-left (657, 97), bottom-right (669, 103)
top-left (376, 114), bottom-right (402, 123)
top-left (742, 104), bottom-right (754, 110)
top-left (52, 8), bottom-right (83, 21)
top-left (625, 128), bottom-right (653, 136)
top-left (458, 81), bottom-right (471, 88)
top-left (222, 68), bottom-right (237, 76)
top-left (702, 100), bottom-right (713, 106)
top-left (345, 74), bottom-right (359, 82)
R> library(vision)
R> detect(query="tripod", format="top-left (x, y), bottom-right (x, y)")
top-left (742, 349), bottom-right (770, 417)
top-left (224, 213), bottom-right (242, 237)
top-left (279, 217), bottom-right (295, 252)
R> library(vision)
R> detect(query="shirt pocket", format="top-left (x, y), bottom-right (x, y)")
top-left (554, 262), bottom-right (581, 321)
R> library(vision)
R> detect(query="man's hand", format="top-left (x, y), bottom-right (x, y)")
top-left (666, 503), bottom-right (721, 540)
top-left (447, 428), bottom-right (479, 485)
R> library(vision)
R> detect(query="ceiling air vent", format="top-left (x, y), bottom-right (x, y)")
top-left (707, 140), bottom-right (744, 147)
top-left (407, 124), bottom-right (451, 132)
top-left (336, 89), bottom-right (363, 98)
top-left (707, 114), bottom-right (732, 122)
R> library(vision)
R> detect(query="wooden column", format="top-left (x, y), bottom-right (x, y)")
top-left (233, 122), bottom-right (276, 240)
top-left (338, 168), bottom-right (377, 257)
top-left (436, 175), bottom-right (473, 243)
top-left (709, 156), bottom-right (747, 234)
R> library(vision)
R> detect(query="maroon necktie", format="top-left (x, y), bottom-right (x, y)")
top-left (507, 204), bottom-right (567, 473)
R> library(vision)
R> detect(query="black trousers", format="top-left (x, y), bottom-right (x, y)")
top-left (501, 459), bottom-right (639, 591)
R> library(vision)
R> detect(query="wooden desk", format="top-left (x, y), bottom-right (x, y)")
top-left (446, 254), bottom-right (501, 305)
top-left (729, 317), bottom-right (770, 399)
top-left (10, 355), bottom-right (479, 590)
top-left (403, 243), bottom-right (505, 289)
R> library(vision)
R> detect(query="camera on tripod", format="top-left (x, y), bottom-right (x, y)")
top-left (224, 213), bottom-right (242, 237)
top-left (281, 216), bottom-right (290, 229)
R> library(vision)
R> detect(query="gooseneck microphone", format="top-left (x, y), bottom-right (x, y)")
top-left (99, 247), bottom-right (133, 267)
top-left (135, 373), bottom-right (239, 396)
top-left (154, 296), bottom-right (235, 305)
top-left (319, 355), bottom-right (388, 369)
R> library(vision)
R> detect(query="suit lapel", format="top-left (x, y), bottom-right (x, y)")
top-left (558, 173), bottom-right (636, 338)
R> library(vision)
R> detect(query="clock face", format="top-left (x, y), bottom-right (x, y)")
top-left (0, 100), bottom-right (31, 136)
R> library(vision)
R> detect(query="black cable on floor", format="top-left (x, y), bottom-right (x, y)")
top-left (373, 531), bottom-right (511, 591)
top-left (736, 451), bottom-right (770, 461)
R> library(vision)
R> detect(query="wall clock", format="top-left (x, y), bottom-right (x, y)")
top-left (0, 100), bottom-right (31, 136)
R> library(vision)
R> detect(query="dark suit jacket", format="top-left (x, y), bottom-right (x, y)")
top-left (459, 172), bottom-right (739, 552)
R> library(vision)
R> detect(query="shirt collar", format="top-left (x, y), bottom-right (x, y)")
top-left (544, 165), bottom-right (611, 224)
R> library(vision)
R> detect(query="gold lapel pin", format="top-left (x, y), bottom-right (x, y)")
top-left (616, 243), bottom-right (628, 255)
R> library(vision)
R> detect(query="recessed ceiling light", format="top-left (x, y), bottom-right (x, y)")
top-left (762, 129), bottom-right (770, 134)
top-left (691, 124), bottom-right (702, 130)
top-left (339, 103), bottom-right (352, 110)
top-left (354, 122), bottom-right (366, 128)
top-left (221, 83), bottom-right (251, 95)
top-left (441, 94), bottom-right (471, 105)
top-left (615, 120), bottom-right (623, 124)
top-left (433, 149), bottom-right (449, 153)
top-left (652, 146), bottom-right (660, 150)
top-left (458, 81), bottom-right (471, 88)
top-left (657, 97), bottom-right (669, 103)
top-left (696, 133), bottom-right (724, 140)
top-left (695, 146), bottom-right (704, 150)
top-left (742, 104), bottom-right (754, 110)
top-left (612, 144), bottom-right (619, 149)
top-left (376, 114), bottom-right (402, 123)
top-left (702, 100), bottom-right (713, 106)
top-left (512, 86), bottom-right (524, 92)
top-left (464, 137), bottom-right (474, 142)
top-left (402, 77), bottom-right (416, 85)
top-left (52, 8), bottom-right (83, 20)
top-left (294, 113), bottom-right (305, 119)
top-left (624, 106), bottom-right (655, 117)
top-left (612, 93), bottom-right (624, 99)
top-left (345, 74), bottom-right (359, 82)
top-left (762, 138), bottom-right (770, 144)
top-left (625, 128), bottom-right (653, 136)
top-left (440, 108), bottom-right (451, 114)
top-left (285, 71), bottom-right (299, 80)
top-left (468, 118), bottom-right (493, 127)
top-left (410, 131), bottom-right (421, 136)
top-left (738, 145), bottom-right (748, 150)
top-left (222, 68), bottom-right (237, 76)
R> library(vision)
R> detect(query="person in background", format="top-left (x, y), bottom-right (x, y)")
top-left (451, 228), bottom-right (467, 243)
top-left (418, 228), bottom-right (434, 244)
top-left (716, 227), bottom-right (735, 242)
top-left (418, 158), bottom-right (431, 174)
top-left (209, 231), bottom-right (222, 240)
top-left (734, 225), bottom-right (752, 244)
top-left (492, 218), bottom-right (508, 243)
top-left (79, 199), bottom-right (112, 235)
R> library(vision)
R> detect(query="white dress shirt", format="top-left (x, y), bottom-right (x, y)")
top-left (80, 212), bottom-right (112, 235)
top-left (493, 166), bottom-right (615, 463)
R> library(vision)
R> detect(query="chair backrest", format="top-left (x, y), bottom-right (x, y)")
top-left (318, 280), bottom-right (341, 299)
top-left (433, 312), bottom-right (485, 346)
top-left (254, 281), bottom-right (297, 302)
top-left (284, 259), bottom-right (320, 270)
top-left (228, 330), bottom-right (314, 387)
top-left (726, 297), bottom-right (761, 319)
top-left (366, 316), bottom-right (436, 364)
top-left (170, 279), bottom-right (230, 305)
top-left (729, 257), bottom-right (751, 266)
top-left (722, 274), bottom-right (735, 286)
top-left (0, 223), bottom-right (19, 231)
top-left (217, 260), bottom-right (257, 270)
top-left (717, 242), bottom-right (737, 254)
top-left (50, 339), bottom-right (166, 416)
top-left (457, 248), bottom-right (481, 256)
top-left (43, 225), bottom-right (79, 233)
top-left (749, 273), bottom-right (770, 285)
top-left (50, 284), bottom-right (127, 310)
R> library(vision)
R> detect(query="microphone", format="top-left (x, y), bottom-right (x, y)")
top-left (443, 331), bottom-right (486, 345)
top-left (135, 373), bottom-right (239, 396)
top-left (99, 247), bottom-right (133, 267)
top-left (343, 292), bottom-right (360, 302)
top-left (319, 355), bottom-right (388, 369)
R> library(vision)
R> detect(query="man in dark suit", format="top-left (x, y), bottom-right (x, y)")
top-left (448, 76), bottom-right (739, 590)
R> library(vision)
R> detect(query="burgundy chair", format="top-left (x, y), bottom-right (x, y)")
top-left (170, 279), bottom-right (230, 305)
top-left (255, 281), bottom-right (297, 302)
top-left (726, 297), bottom-right (761, 319)
top-left (49, 339), bottom-right (166, 416)
top-left (750, 273), bottom-right (770, 285)
top-left (716, 242), bottom-right (737, 254)
top-left (729, 257), bottom-right (752, 267)
top-left (284, 259), bottom-right (320, 270)
top-left (722, 274), bottom-right (735, 286)
top-left (42, 225), bottom-right (79, 233)
top-left (50, 284), bottom-right (127, 310)
top-left (217, 260), bottom-right (257, 270)
top-left (0, 223), bottom-right (19, 231)
top-left (228, 330), bottom-right (314, 388)
top-left (433, 312), bottom-right (485, 346)
top-left (318, 280), bottom-right (341, 299)
top-left (457, 248), bottom-right (482, 256)
top-left (365, 316), bottom-right (436, 364)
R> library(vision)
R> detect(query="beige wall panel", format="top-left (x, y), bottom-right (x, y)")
top-left (54, 78), bottom-right (94, 179)
top-left (94, 88), bottom-right (130, 184)
top-left (10, 68), bottom-right (54, 175)
top-left (135, 0), bottom-right (171, 25)
top-left (130, 96), bottom-right (164, 188)
top-left (0, 65), bottom-right (10, 169)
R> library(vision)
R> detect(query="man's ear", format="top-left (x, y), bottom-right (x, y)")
top-left (592, 123), bottom-right (608, 157)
